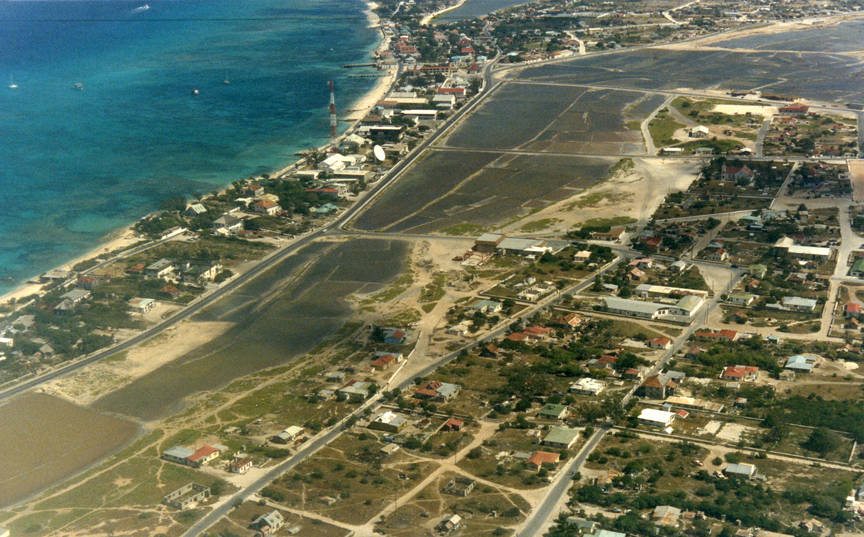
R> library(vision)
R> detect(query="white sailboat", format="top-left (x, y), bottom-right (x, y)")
top-left (8, 75), bottom-right (17, 89)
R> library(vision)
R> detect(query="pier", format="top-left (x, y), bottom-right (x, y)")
top-left (342, 62), bottom-right (376, 68)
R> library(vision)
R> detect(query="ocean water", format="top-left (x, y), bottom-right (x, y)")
top-left (0, 0), bottom-right (379, 294)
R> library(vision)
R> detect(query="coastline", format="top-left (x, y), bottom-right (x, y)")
top-left (420, 0), bottom-right (469, 26)
top-left (0, 0), bottom-right (397, 312)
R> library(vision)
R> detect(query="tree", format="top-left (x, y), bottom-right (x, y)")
top-left (802, 427), bottom-right (840, 457)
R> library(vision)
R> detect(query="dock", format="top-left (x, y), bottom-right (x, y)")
top-left (342, 63), bottom-right (376, 68)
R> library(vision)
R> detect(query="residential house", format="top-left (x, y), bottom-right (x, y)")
top-left (369, 411), bottom-right (407, 433)
top-left (653, 505), bottom-right (682, 527)
top-left (694, 329), bottom-right (738, 342)
top-left (162, 446), bottom-right (196, 466)
top-left (592, 227), bottom-right (625, 242)
top-left (187, 445), bottom-right (222, 467)
top-left (846, 302), bottom-right (861, 318)
top-left (573, 250), bottom-right (592, 263)
top-left (779, 103), bottom-right (809, 115)
top-left (538, 403), bottom-right (569, 420)
top-left (213, 214), bottom-right (244, 234)
top-left (690, 125), bottom-right (709, 138)
top-left (229, 457), bottom-right (254, 474)
top-left (61, 288), bottom-right (91, 305)
top-left (254, 199), bottom-right (282, 216)
top-left (647, 337), bottom-right (672, 350)
top-left (721, 164), bottom-right (755, 183)
top-left (749, 264), bottom-right (768, 278)
top-left (184, 203), bottom-right (207, 218)
top-left (638, 408), bottom-right (677, 428)
top-left (414, 380), bottom-right (460, 401)
top-left (527, 450), bottom-right (560, 471)
top-left (370, 352), bottom-right (402, 370)
top-left (252, 510), bottom-right (285, 537)
top-left (725, 462), bottom-right (757, 479)
top-left (570, 377), bottom-right (605, 396)
top-left (272, 425), bottom-right (304, 444)
top-left (479, 343), bottom-right (499, 359)
top-left (541, 426), bottom-right (580, 449)
top-left (523, 326), bottom-right (553, 341)
top-left (442, 418), bottom-right (464, 431)
top-left (782, 296), bottom-right (818, 312)
top-left (437, 514), bottom-right (463, 533)
top-left (638, 374), bottom-right (676, 399)
top-left (338, 380), bottom-right (373, 402)
top-left (785, 354), bottom-right (817, 373)
top-left (703, 246), bottom-right (728, 262)
top-left (128, 297), bottom-right (155, 313)
top-left (310, 202), bottom-right (339, 215)
top-left (728, 292), bottom-right (756, 306)
top-left (559, 313), bottom-right (583, 329)
top-left (382, 327), bottom-right (407, 344)
top-left (720, 365), bottom-right (759, 382)
top-left (474, 232), bottom-right (505, 253)
top-left (470, 299), bottom-right (503, 314)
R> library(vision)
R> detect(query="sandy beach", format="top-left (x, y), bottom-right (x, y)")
top-left (420, 0), bottom-right (468, 26)
top-left (0, 227), bottom-right (139, 308)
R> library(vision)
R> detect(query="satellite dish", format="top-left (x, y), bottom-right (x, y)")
top-left (373, 144), bottom-right (386, 162)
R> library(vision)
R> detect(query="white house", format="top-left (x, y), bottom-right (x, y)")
top-left (637, 408), bottom-right (676, 428)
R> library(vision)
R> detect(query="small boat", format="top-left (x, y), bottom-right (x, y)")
top-left (8, 75), bottom-right (17, 89)
top-left (223, 75), bottom-right (230, 85)
top-left (132, 4), bottom-right (150, 13)
top-left (73, 82), bottom-right (84, 91)
top-left (192, 88), bottom-right (200, 95)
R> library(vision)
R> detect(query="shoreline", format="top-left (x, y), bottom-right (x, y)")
top-left (0, 0), bottom-right (397, 311)
top-left (420, 0), bottom-right (469, 26)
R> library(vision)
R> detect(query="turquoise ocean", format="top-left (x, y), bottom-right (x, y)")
top-left (0, 0), bottom-right (379, 294)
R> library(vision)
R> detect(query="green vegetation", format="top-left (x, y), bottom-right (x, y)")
top-left (569, 190), bottom-right (633, 209)
top-left (519, 218), bottom-right (560, 233)
top-left (441, 222), bottom-right (489, 236)
top-left (648, 109), bottom-right (684, 147)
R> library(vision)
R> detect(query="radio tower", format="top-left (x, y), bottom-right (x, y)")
top-left (329, 81), bottom-right (337, 139)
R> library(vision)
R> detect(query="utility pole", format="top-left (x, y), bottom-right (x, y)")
top-left (329, 81), bottom-right (338, 139)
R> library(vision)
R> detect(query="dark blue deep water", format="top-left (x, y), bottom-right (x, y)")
top-left (0, 0), bottom-right (378, 293)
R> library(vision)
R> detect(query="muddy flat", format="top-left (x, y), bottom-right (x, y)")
top-left (92, 238), bottom-right (409, 421)
top-left (0, 393), bottom-right (139, 507)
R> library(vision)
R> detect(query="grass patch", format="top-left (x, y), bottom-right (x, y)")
top-left (581, 216), bottom-right (636, 228)
top-left (569, 190), bottom-right (633, 209)
top-left (441, 222), bottom-right (488, 236)
top-left (648, 109), bottom-right (684, 147)
top-left (369, 271), bottom-right (414, 303)
top-left (519, 218), bottom-right (560, 233)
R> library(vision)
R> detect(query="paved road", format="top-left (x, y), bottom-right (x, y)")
top-left (424, 144), bottom-right (849, 164)
top-left (0, 54), bottom-right (504, 404)
top-left (183, 257), bottom-right (624, 537)
top-left (517, 425), bottom-right (610, 537)
top-left (515, 265), bottom-right (744, 537)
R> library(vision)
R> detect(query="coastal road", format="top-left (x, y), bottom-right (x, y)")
top-left (424, 144), bottom-right (849, 164)
top-left (182, 256), bottom-right (624, 537)
top-left (0, 54), bottom-right (505, 404)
